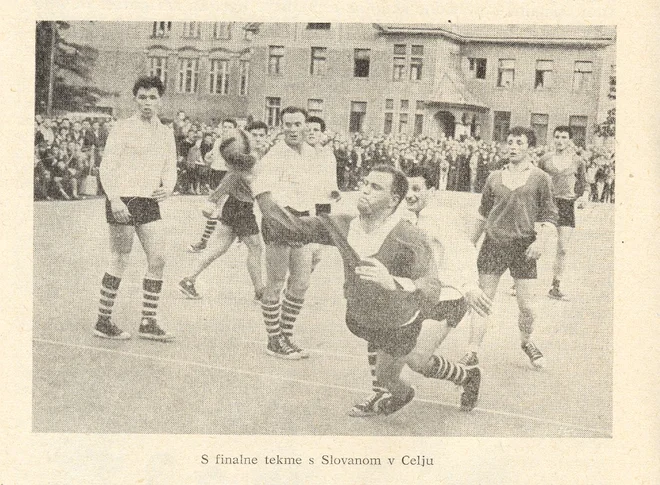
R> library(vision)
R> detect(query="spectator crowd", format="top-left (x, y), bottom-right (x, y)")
top-left (34, 111), bottom-right (616, 204)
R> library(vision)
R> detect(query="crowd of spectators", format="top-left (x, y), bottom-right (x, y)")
top-left (34, 111), bottom-right (615, 204)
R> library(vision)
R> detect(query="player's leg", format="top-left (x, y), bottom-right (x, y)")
top-left (349, 341), bottom-right (389, 417)
top-left (279, 244), bottom-right (313, 357)
top-left (374, 350), bottom-right (414, 415)
top-left (242, 234), bottom-right (265, 301)
top-left (179, 223), bottom-right (236, 299)
top-left (514, 278), bottom-right (545, 368)
top-left (188, 215), bottom-right (218, 253)
top-left (550, 225), bottom-right (573, 299)
top-left (135, 219), bottom-right (174, 341)
top-left (462, 273), bottom-right (500, 363)
top-left (263, 244), bottom-right (300, 359)
top-left (94, 223), bottom-right (134, 339)
top-left (231, 200), bottom-right (265, 301)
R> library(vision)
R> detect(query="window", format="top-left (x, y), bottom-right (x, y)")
top-left (239, 60), bottom-right (249, 96)
top-left (148, 56), bottom-right (168, 86)
top-left (569, 115), bottom-right (588, 148)
top-left (530, 113), bottom-right (549, 145)
top-left (410, 45), bottom-right (423, 81)
top-left (152, 21), bottom-right (172, 38)
top-left (354, 49), bottom-right (370, 78)
top-left (535, 60), bottom-right (553, 89)
top-left (493, 111), bottom-right (511, 142)
top-left (416, 100), bottom-right (425, 111)
top-left (310, 47), bottom-right (327, 75)
top-left (182, 22), bottom-right (201, 38)
top-left (177, 58), bottom-right (199, 93)
top-left (209, 59), bottom-right (230, 95)
top-left (384, 112), bottom-right (393, 134)
top-left (393, 44), bottom-right (406, 81)
top-left (307, 23), bottom-right (331, 30)
top-left (213, 22), bottom-right (231, 40)
top-left (307, 99), bottom-right (324, 117)
top-left (265, 97), bottom-right (281, 127)
top-left (414, 114), bottom-right (424, 136)
top-left (268, 46), bottom-right (284, 75)
top-left (468, 58), bottom-right (487, 79)
top-left (349, 101), bottom-right (367, 133)
top-left (398, 113), bottom-right (409, 133)
top-left (385, 99), bottom-right (394, 110)
top-left (400, 99), bottom-right (409, 111)
top-left (573, 61), bottom-right (593, 92)
top-left (497, 59), bottom-right (515, 87)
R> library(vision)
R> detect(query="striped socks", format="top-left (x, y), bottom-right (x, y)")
top-left (98, 273), bottom-right (121, 322)
top-left (423, 355), bottom-right (467, 385)
top-left (262, 300), bottom-right (281, 338)
top-left (368, 342), bottom-right (387, 394)
top-left (200, 218), bottom-right (218, 246)
top-left (280, 292), bottom-right (304, 339)
top-left (142, 278), bottom-right (163, 323)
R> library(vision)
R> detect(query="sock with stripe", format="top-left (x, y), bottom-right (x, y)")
top-left (280, 292), bottom-right (304, 339)
top-left (200, 218), bottom-right (218, 245)
top-left (98, 272), bottom-right (121, 323)
top-left (141, 277), bottom-right (163, 324)
top-left (368, 342), bottom-right (387, 394)
top-left (261, 299), bottom-right (281, 338)
top-left (420, 355), bottom-right (468, 385)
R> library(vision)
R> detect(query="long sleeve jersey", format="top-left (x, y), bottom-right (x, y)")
top-left (537, 151), bottom-right (587, 200)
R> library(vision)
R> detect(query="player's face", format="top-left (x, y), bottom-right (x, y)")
top-left (306, 122), bottom-right (323, 147)
top-left (222, 122), bottom-right (236, 137)
top-left (248, 128), bottom-right (268, 151)
top-left (134, 87), bottom-right (162, 119)
top-left (405, 176), bottom-right (430, 214)
top-left (282, 111), bottom-right (306, 148)
top-left (506, 134), bottom-right (530, 163)
top-left (554, 130), bottom-right (571, 152)
top-left (358, 171), bottom-right (397, 216)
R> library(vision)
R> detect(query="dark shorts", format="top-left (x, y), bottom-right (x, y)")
top-left (425, 298), bottom-right (469, 328)
top-left (220, 195), bottom-right (259, 238)
top-left (261, 206), bottom-right (310, 245)
top-left (105, 197), bottom-right (161, 226)
top-left (346, 313), bottom-right (423, 358)
top-left (477, 235), bottom-right (537, 279)
top-left (556, 198), bottom-right (576, 228)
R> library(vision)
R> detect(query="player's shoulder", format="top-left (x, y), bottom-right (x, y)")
top-left (530, 165), bottom-right (553, 184)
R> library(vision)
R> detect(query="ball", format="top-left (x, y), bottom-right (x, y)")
top-left (219, 130), bottom-right (257, 173)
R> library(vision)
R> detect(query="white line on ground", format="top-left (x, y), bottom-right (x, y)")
top-left (33, 337), bottom-right (611, 437)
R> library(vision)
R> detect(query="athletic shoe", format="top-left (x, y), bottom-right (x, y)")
top-left (460, 366), bottom-right (481, 412)
top-left (265, 335), bottom-right (302, 360)
top-left (458, 352), bottom-right (479, 369)
top-left (521, 341), bottom-right (545, 369)
top-left (138, 318), bottom-right (175, 342)
top-left (377, 387), bottom-right (415, 416)
top-left (348, 391), bottom-right (388, 417)
top-left (93, 318), bottom-right (131, 340)
top-left (282, 335), bottom-right (310, 358)
top-left (548, 287), bottom-right (567, 300)
top-left (178, 277), bottom-right (202, 299)
top-left (187, 241), bottom-right (207, 253)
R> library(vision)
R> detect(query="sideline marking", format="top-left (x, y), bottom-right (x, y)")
top-left (33, 337), bottom-right (611, 437)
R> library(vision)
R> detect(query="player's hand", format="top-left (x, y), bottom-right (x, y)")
top-left (525, 241), bottom-right (543, 260)
top-left (330, 190), bottom-right (341, 202)
top-left (462, 284), bottom-right (492, 317)
top-left (110, 198), bottom-right (130, 223)
top-left (151, 187), bottom-right (169, 202)
top-left (355, 257), bottom-right (397, 291)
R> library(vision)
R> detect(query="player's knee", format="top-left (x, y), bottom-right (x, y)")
top-left (147, 253), bottom-right (166, 273)
top-left (405, 351), bottom-right (427, 373)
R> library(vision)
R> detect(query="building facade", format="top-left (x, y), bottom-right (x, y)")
top-left (61, 22), bottom-right (615, 145)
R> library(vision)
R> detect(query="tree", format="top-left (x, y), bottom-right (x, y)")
top-left (35, 21), bottom-right (113, 114)
top-left (594, 73), bottom-right (616, 138)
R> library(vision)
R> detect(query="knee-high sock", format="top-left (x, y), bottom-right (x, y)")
top-left (98, 273), bottom-right (121, 322)
top-left (280, 292), bottom-right (304, 338)
top-left (262, 299), bottom-right (281, 337)
top-left (142, 278), bottom-right (163, 323)
top-left (368, 342), bottom-right (387, 394)
top-left (421, 355), bottom-right (468, 385)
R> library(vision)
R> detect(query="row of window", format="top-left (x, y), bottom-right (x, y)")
top-left (468, 57), bottom-right (595, 91)
top-left (494, 111), bottom-right (589, 146)
top-left (151, 21), bottom-right (237, 40)
top-left (149, 56), bottom-right (249, 95)
top-left (268, 44), bottom-right (424, 81)
top-left (264, 97), bottom-right (367, 132)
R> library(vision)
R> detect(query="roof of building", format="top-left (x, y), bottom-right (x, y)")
top-left (373, 24), bottom-right (616, 45)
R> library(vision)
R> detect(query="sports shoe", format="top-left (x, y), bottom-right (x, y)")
top-left (178, 277), bottom-right (202, 299)
top-left (187, 241), bottom-right (207, 253)
top-left (265, 335), bottom-right (302, 360)
top-left (282, 335), bottom-right (310, 358)
top-left (521, 341), bottom-right (545, 369)
top-left (93, 318), bottom-right (131, 340)
top-left (348, 391), bottom-right (388, 417)
top-left (458, 352), bottom-right (479, 369)
top-left (460, 366), bottom-right (481, 412)
top-left (548, 287), bottom-right (567, 300)
top-left (138, 318), bottom-right (175, 342)
top-left (377, 387), bottom-right (415, 416)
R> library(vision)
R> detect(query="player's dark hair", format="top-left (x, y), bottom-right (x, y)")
top-left (368, 164), bottom-right (409, 210)
top-left (553, 125), bottom-right (572, 138)
top-left (280, 106), bottom-right (308, 122)
top-left (246, 120), bottom-right (268, 133)
top-left (132, 76), bottom-right (165, 97)
top-left (222, 118), bottom-right (238, 128)
top-left (508, 126), bottom-right (536, 148)
top-left (306, 115), bottom-right (326, 132)
top-left (407, 164), bottom-right (433, 189)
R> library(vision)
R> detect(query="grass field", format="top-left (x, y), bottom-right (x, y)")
top-left (33, 191), bottom-right (613, 437)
